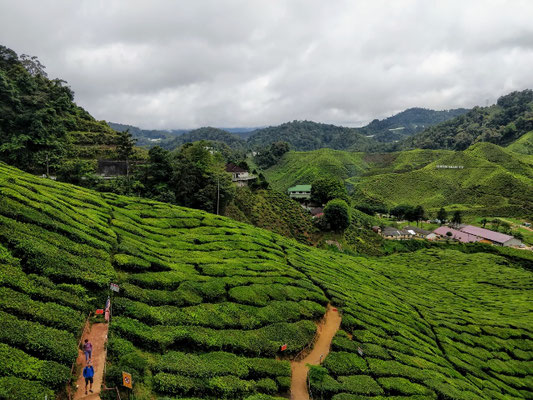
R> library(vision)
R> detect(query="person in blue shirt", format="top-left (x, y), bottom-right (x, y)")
top-left (82, 360), bottom-right (95, 395)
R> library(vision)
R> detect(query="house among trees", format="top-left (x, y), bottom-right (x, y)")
top-left (287, 185), bottom-right (312, 200)
top-left (381, 227), bottom-right (413, 240)
top-left (225, 163), bottom-right (256, 187)
top-left (403, 225), bottom-right (431, 238)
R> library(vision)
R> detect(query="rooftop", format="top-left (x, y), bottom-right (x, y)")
top-left (433, 226), bottom-right (481, 243)
top-left (288, 185), bottom-right (312, 192)
top-left (225, 163), bottom-right (247, 173)
top-left (459, 225), bottom-right (514, 244)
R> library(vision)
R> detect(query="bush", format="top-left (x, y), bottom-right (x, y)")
top-left (378, 376), bottom-right (435, 396)
top-left (324, 199), bottom-right (351, 231)
top-left (0, 311), bottom-right (77, 364)
top-left (323, 352), bottom-right (368, 376)
top-left (338, 375), bottom-right (384, 395)
top-left (0, 343), bottom-right (70, 389)
top-left (0, 376), bottom-right (55, 400)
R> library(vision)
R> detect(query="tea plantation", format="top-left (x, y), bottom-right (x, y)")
top-left (0, 162), bottom-right (532, 399)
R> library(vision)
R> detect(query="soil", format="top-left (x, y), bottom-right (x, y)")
top-left (73, 323), bottom-right (109, 400)
top-left (290, 305), bottom-right (342, 400)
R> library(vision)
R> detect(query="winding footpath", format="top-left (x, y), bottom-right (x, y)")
top-left (73, 323), bottom-right (109, 400)
top-left (290, 305), bottom-right (342, 400)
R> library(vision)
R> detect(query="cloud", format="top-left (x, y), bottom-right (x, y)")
top-left (1, 0), bottom-right (533, 128)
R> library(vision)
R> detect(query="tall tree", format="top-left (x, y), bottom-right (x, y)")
top-left (311, 177), bottom-right (348, 205)
top-left (117, 129), bottom-right (137, 177)
top-left (452, 210), bottom-right (462, 226)
top-left (437, 207), bottom-right (447, 225)
top-left (414, 205), bottom-right (425, 227)
top-left (324, 198), bottom-right (351, 231)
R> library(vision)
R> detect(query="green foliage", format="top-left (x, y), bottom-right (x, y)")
top-left (1, 162), bottom-right (532, 399)
top-left (254, 141), bottom-right (290, 168)
top-left (324, 199), bottom-right (351, 231)
top-left (0, 376), bottom-right (55, 400)
top-left (401, 90), bottom-right (533, 150)
top-left (248, 121), bottom-right (374, 152)
top-left (311, 177), bottom-right (348, 205)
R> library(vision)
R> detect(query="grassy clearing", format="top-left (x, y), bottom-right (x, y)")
top-left (0, 162), bottom-right (532, 399)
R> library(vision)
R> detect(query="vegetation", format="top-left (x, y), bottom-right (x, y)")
top-left (163, 127), bottom-right (247, 152)
top-left (263, 143), bottom-right (533, 217)
top-left (0, 162), bottom-right (531, 399)
top-left (400, 90), bottom-right (533, 151)
top-left (324, 199), bottom-right (351, 231)
top-left (359, 107), bottom-right (469, 143)
top-left (247, 121), bottom-right (375, 152)
top-left (0, 45), bottom-right (132, 177)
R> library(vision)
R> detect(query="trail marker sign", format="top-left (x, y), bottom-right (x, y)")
top-left (95, 309), bottom-right (104, 315)
top-left (280, 344), bottom-right (287, 352)
top-left (110, 283), bottom-right (120, 293)
top-left (122, 371), bottom-right (132, 389)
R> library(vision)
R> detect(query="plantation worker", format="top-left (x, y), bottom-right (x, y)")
top-left (83, 360), bottom-right (95, 395)
top-left (83, 339), bottom-right (93, 362)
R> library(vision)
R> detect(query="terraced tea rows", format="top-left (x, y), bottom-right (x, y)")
top-left (0, 162), bottom-right (531, 399)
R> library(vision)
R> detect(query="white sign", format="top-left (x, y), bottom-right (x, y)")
top-left (110, 283), bottom-right (120, 292)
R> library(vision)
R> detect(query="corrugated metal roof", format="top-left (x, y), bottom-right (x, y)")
top-left (288, 185), bottom-right (312, 192)
top-left (433, 226), bottom-right (481, 243)
top-left (459, 225), bottom-right (513, 244)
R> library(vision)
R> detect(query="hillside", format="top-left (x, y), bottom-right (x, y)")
top-left (224, 187), bottom-right (316, 244)
top-left (400, 90), bottom-right (533, 151)
top-left (247, 121), bottom-right (376, 152)
top-left (1, 162), bottom-right (532, 399)
top-left (108, 122), bottom-right (183, 147)
top-left (263, 143), bottom-right (533, 216)
top-left (507, 131), bottom-right (533, 155)
top-left (0, 45), bottom-right (128, 176)
top-left (163, 127), bottom-right (247, 151)
top-left (360, 107), bottom-right (469, 142)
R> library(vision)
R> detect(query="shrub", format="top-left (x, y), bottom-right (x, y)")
top-left (0, 376), bottom-right (55, 400)
top-left (378, 377), bottom-right (434, 396)
top-left (323, 352), bottom-right (368, 376)
top-left (338, 375), bottom-right (384, 395)
top-left (255, 378), bottom-right (278, 394)
top-left (0, 311), bottom-right (77, 364)
top-left (0, 343), bottom-right (70, 389)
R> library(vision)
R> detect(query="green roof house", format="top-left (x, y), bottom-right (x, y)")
top-left (287, 184), bottom-right (312, 200)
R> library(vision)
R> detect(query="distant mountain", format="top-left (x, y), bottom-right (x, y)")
top-left (162, 127), bottom-right (247, 151)
top-left (400, 90), bottom-right (533, 150)
top-left (247, 120), bottom-right (376, 151)
top-left (359, 107), bottom-right (469, 142)
top-left (108, 122), bottom-right (184, 146)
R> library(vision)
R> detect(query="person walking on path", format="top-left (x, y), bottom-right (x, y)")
top-left (82, 361), bottom-right (94, 395)
top-left (83, 339), bottom-right (93, 362)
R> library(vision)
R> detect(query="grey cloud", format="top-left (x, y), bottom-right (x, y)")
top-left (1, 0), bottom-right (533, 129)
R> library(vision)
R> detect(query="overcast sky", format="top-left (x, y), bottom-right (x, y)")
top-left (1, 0), bottom-right (533, 129)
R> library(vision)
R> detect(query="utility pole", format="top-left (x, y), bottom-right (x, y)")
top-left (216, 176), bottom-right (220, 215)
top-left (45, 153), bottom-right (50, 178)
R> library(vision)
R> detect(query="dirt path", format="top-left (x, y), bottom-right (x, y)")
top-left (73, 323), bottom-right (109, 400)
top-left (290, 305), bottom-right (342, 400)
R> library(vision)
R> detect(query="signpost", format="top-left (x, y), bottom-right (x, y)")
top-left (122, 371), bottom-right (132, 389)
top-left (110, 283), bottom-right (120, 293)
top-left (95, 309), bottom-right (104, 315)
top-left (280, 344), bottom-right (287, 352)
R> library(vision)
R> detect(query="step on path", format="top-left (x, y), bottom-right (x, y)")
top-left (73, 323), bottom-right (109, 400)
top-left (290, 305), bottom-right (342, 400)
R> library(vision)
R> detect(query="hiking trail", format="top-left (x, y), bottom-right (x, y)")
top-left (73, 323), bottom-right (109, 400)
top-left (290, 305), bottom-right (342, 400)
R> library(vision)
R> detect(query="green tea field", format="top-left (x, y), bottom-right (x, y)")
top-left (264, 142), bottom-right (533, 216)
top-left (0, 162), bottom-right (532, 399)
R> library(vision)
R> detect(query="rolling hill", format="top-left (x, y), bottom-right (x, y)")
top-left (400, 90), bottom-right (533, 151)
top-left (360, 107), bottom-right (469, 143)
top-left (0, 162), bottom-right (531, 399)
top-left (162, 127), bottom-right (248, 151)
top-left (263, 143), bottom-right (533, 216)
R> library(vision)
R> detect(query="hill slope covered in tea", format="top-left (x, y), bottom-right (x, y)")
top-left (0, 162), bottom-right (531, 399)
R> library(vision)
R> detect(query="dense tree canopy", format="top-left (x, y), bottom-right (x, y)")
top-left (324, 198), bottom-right (351, 231)
top-left (311, 177), bottom-right (348, 205)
